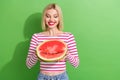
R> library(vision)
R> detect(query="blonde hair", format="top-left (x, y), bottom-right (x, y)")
top-left (41, 3), bottom-right (63, 31)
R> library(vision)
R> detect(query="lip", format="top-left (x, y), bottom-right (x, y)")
top-left (48, 22), bottom-right (56, 26)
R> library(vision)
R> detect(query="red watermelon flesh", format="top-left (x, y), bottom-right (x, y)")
top-left (36, 40), bottom-right (67, 61)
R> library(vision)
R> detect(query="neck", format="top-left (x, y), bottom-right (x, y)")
top-left (47, 28), bottom-right (62, 36)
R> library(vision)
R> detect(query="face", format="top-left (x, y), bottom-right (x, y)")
top-left (45, 9), bottom-right (59, 29)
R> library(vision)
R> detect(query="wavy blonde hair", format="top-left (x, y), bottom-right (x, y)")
top-left (41, 3), bottom-right (63, 31)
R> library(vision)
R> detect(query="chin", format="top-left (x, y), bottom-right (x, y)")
top-left (48, 25), bottom-right (57, 29)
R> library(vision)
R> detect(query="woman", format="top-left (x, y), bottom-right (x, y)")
top-left (26, 3), bottom-right (79, 80)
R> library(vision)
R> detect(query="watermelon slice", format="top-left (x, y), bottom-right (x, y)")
top-left (36, 39), bottom-right (67, 61)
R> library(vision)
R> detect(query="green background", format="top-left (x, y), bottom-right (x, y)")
top-left (0, 0), bottom-right (120, 80)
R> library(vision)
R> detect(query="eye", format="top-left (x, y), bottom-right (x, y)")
top-left (46, 14), bottom-right (50, 18)
top-left (54, 15), bottom-right (58, 18)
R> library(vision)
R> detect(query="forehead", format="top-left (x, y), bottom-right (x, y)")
top-left (46, 9), bottom-right (58, 15)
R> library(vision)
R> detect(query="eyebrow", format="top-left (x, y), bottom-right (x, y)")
top-left (46, 13), bottom-right (58, 16)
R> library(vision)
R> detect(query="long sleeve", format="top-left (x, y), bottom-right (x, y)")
top-left (66, 33), bottom-right (79, 68)
top-left (26, 34), bottom-right (38, 69)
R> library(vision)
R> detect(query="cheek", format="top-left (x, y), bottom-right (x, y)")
top-left (55, 18), bottom-right (59, 23)
top-left (45, 18), bottom-right (49, 23)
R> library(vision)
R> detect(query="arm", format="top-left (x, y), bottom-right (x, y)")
top-left (66, 33), bottom-right (79, 68)
top-left (26, 34), bottom-right (38, 69)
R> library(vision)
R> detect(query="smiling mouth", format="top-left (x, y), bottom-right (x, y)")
top-left (48, 22), bottom-right (56, 26)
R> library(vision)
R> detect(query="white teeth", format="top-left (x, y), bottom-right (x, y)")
top-left (49, 22), bottom-right (55, 25)
top-left (50, 23), bottom-right (54, 24)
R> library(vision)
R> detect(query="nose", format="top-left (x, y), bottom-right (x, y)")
top-left (49, 17), bottom-right (54, 22)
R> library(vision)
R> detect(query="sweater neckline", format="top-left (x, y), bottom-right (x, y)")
top-left (39, 32), bottom-right (66, 37)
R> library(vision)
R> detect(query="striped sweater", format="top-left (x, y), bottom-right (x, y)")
top-left (26, 32), bottom-right (79, 71)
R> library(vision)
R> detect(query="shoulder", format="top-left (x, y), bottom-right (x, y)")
top-left (63, 32), bottom-right (74, 36)
top-left (30, 32), bottom-right (41, 39)
top-left (32, 32), bottom-right (46, 36)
